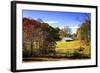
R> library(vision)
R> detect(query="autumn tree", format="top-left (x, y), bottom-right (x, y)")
top-left (76, 20), bottom-right (91, 44)
top-left (23, 17), bottom-right (59, 57)
top-left (59, 26), bottom-right (71, 39)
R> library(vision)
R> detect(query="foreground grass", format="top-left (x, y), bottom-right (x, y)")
top-left (56, 40), bottom-right (91, 57)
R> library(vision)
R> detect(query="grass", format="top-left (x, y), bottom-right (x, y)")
top-left (55, 40), bottom-right (91, 58)
top-left (56, 40), bottom-right (80, 53)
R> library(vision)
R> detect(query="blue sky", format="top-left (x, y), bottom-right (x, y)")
top-left (22, 10), bottom-right (91, 34)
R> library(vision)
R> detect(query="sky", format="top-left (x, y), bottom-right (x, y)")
top-left (22, 10), bottom-right (91, 34)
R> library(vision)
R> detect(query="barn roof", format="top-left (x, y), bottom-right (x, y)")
top-left (62, 37), bottom-right (73, 41)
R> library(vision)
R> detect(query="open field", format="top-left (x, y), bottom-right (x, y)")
top-left (55, 40), bottom-right (91, 57)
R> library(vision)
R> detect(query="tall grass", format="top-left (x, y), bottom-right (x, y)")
top-left (55, 40), bottom-right (91, 59)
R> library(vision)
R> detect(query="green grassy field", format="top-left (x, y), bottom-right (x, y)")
top-left (55, 40), bottom-right (91, 57)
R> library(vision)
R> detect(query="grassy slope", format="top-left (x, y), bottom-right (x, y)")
top-left (56, 40), bottom-right (91, 55)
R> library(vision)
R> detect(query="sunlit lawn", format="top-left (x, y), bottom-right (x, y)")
top-left (56, 40), bottom-right (91, 56)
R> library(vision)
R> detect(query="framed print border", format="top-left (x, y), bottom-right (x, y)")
top-left (11, 1), bottom-right (98, 72)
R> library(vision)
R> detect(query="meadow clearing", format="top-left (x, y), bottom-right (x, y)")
top-left (55, 40), bottom-right (91, 59)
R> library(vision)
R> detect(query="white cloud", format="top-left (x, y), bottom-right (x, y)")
top-left (44, 21), bottom-right (59, 24)
top-left (69, 26), bottom-right (79, 29)
top-left (59, 26), bottom-right (64, 29)
top-left (59, 26), bottom-right (79, 30)
top-left (69, 26), bottom-right (79, 34)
